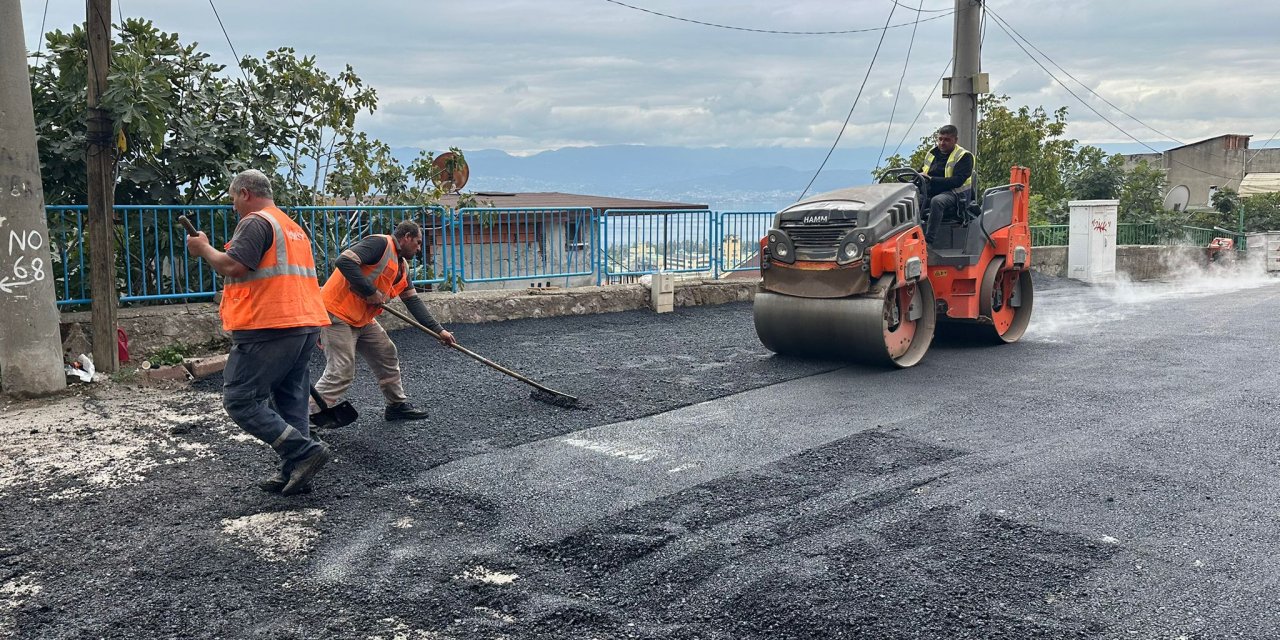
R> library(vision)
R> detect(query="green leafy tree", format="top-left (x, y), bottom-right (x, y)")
top-left (1242, 193), bottom-right (1280, 232)
top-left (1064, 146), bottom-right (1125, 201)
top-left (876, 95), bottom-right (1085, 223)
top-left (1118, 160), bottom-right (1168, 224)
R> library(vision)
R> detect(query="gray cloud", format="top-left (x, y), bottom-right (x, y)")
top-left (21, 1), bottom-right (1280, 154)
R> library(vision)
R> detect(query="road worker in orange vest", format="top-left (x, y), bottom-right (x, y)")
top-left (186, 169), bottom-right (332, 496)
top-left (310, 219), bottom-right (456, 423)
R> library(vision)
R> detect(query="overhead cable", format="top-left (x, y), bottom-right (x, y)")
top-left (797, 2), bottom-right (898, 200)
top-left (877, 0), bottom-right (927, 171)
top-left (600, 0), bottom-right (951, 35)
top-left (208, 0), bottom-right (253, 87)
top-left (986, 10), bottom-right (1242, 182)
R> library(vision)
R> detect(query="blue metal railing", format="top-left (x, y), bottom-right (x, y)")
top-left (49, 205), bottom-right (783, 305)
top-left (717, 211), bottom-right (774, 273)
top-left (599, 209), bottom-right (715, 283)
top-left (291, 206), bottom-right (450, 287)
top-left (452, 207), bottom-right (595, 284)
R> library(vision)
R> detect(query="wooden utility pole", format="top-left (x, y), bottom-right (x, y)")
top-left (86, 0), bottom-right (119, 372)
top-left (0, 0), bottom-right (67, 396)
top-left (947, 0), bottom-right (987, 153)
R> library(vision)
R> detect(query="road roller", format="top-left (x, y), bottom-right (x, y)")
top-left (753, 166), bottom-right (1034, 367)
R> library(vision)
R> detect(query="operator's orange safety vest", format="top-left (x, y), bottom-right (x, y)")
top-left (219, 206), bottom-right (329, 331)
top-left (322, 235), bottom-right (409, 328)
top-left (922, 144), bottom-right (973, 193)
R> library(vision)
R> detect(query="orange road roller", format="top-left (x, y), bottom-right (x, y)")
top-left (753, 166), bottom-right (1034, 367)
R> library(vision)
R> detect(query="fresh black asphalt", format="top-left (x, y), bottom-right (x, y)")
top-left (5, 271), bottom-right (1280, 639)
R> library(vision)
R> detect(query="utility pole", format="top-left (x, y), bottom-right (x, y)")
top-left (87, 0), bottom-right (119, 373)
top-left (0, 0), bottom-right (67, 396)
top-left (947, 0), bottom-right (987, 153)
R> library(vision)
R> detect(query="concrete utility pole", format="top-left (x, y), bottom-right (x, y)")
top-left (87, 0), bottom-right (119, 373)
top-left (0, 0), bottom-right (68, 396)
top-left (947, 0), bottom-right (987, 153)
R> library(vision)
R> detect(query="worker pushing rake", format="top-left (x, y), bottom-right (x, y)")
top-left (179, 215), bottom-right (580, 420)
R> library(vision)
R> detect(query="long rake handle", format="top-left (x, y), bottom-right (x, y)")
top-left (379, 303), bottom-right (573, 399)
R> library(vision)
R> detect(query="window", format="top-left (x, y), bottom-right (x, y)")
top-left (565, 219), bottom-right (588, 251)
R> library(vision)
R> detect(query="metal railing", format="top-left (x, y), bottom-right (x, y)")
top-left (1029, 223), bottom-right (1247, 248)
top-left (291, 206), bottom-right (450, 287)
top-left (55, 204), bottom-right (1258, 307)
top-left (452, 207), bottom-right (595, 284)
top-left (717, 211), bottom-right (774, 273)
top-left (599, 209), bottom-right (715, 284)
top-left (1030, 224), bottom-right (1068, 247)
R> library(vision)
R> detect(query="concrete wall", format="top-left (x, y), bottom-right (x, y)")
top-left (1125, 136), bottom-right (1280, 208)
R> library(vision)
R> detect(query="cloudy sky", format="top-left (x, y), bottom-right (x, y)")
top-left (20, 0), bottom-right (1280, 156)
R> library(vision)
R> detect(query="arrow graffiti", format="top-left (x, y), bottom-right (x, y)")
top-left (0, 276), bottom-right (37, 294)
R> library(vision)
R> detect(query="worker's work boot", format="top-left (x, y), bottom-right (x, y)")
top-left (281, 444), bottom-right (331, 497)
top-left (258, 471), bottom-right (311, 494)
top-left (385, 402), bottom-right (429, 421)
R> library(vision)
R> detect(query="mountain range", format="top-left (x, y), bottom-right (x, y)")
top-left (398, 142), bottom-right (1176, 212)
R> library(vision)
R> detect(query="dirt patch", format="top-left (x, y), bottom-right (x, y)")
top-left (220, 508), bottom-right (325, 562)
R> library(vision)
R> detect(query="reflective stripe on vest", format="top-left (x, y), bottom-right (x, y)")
top-left (321, 235), bottom-right (409, 328)
top-left (921, 144), bottom-right (973, 193)
top-left (219, 207), bottom-right (329, 331)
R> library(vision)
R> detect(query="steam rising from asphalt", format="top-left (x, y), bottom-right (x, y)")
top-left (1026, 250), bottom-right (1278, 342)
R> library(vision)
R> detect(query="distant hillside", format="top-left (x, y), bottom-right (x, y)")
top-left (395, 145), bottom-right (886, 211)
top-left (397, 141), bottom-right (1191, 211)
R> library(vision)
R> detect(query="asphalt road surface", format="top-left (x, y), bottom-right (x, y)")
top-left (5, 270), bottom-right (1280, 639)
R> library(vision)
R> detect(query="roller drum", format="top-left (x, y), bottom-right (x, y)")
top-left (754, 279), bottom-right (936, 368)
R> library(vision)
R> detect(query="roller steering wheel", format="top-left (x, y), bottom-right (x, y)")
top-left (882, 167), bottom-right (929, 188)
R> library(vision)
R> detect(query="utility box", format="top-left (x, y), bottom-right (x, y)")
top-left (650, 272), bottom-right (674, 313)
top-left (1067, 200), bottom-right (1118, 283)
top-left (1247, 232), bottom-right (1280, 272)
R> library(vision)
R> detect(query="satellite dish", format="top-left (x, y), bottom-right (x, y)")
top-left (431, 151), bottom-right (469, 192)
top-left (1163, 184), bottom-right (1190, 212)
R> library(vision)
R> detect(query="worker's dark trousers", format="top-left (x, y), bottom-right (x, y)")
top-left (222, 332), bottom-right (324, 467)
top-left (925, 191), bottom-right (962, 243)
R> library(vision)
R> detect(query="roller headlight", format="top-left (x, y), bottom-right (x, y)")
top-left (766, 229), bottom-right (796, 264)
top-left (837, 235), bottom-right (864, 265)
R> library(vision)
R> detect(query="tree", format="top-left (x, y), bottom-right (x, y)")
top-left (1064, 146), bottom-right (1125, 201)
top-left (31, 19), bottom-right (260, 205)
top-left (1118, 160), bottom-right (1168, 224)
top-left (876, 95), bottom-right (1086, 223)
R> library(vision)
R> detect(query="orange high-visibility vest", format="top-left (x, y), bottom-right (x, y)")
top-left (219, 206), bottom-right (329, 331)
top-left (321, 235), bottom-right (409, 328)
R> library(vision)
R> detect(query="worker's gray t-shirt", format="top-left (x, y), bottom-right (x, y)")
top-left (223, 215), bottom-right (321, 344)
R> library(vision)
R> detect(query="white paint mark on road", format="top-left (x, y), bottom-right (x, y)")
top-left (562, 437), bottom-right (659, 462)
top-left (369, 616), bottom-right (449, 640)
top-left (391, 517), bottom-right (415, 529)
top-left (667, 464), bottom-right (697, 473)
top-left (221, 509), bottom-right (324, 562)
top-left (454, 565), bottom-right (518, 585)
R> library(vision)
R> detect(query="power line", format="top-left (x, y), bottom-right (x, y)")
top-left (34, 0), bottom-right (50, 59)
top-left (600, 0), bottom-right (952, 35)
top-left (890, 58), bottom-right (952, 159)
top-left (208, 0), bottom-right (253, 87)
top-left (985, 9), bottom-right (1243, 183)
top-left (986, 7), bottom-right (1184, 147)
top-left (798, 2), bottom-right (899, 200)
top-left (876, 0), bottom-right (926, 170)
top-left (890, 0), bottom-right (951, 12)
